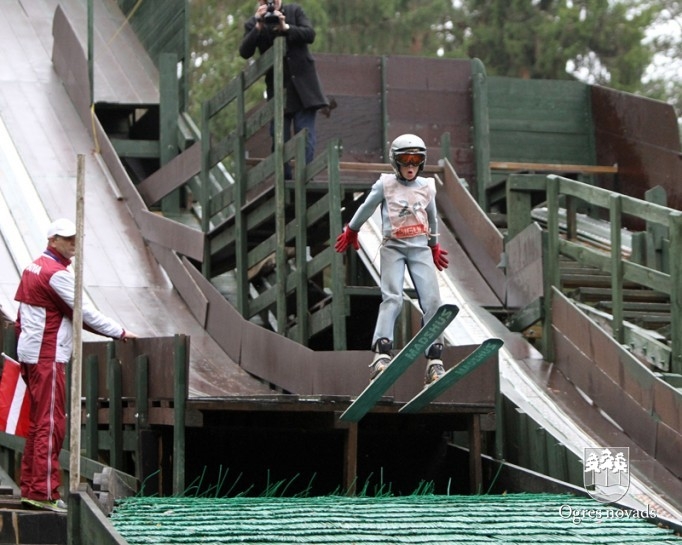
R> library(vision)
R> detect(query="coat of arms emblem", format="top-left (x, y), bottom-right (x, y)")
top-left (584, 447), bottom-right (630, 503)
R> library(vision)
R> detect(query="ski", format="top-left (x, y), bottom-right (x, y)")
top-left (339, 304), bottom-right (459, 422)
top-left (399, 337), bottom-right (503, 414)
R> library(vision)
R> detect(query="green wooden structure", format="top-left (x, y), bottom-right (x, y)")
top-left (106, 0), bottom-right (682, 492)
top-left (4, 5), bottom-right (682, 544)
top-left (505, 173), bottom-right (681, 373)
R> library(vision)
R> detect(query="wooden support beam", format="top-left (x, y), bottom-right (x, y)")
top-left (337, 162), bottom-right (444, 174)
top-left (84, 354), bottom-right (99, 460)
top-left (245, 157), bottom-right (444, 174)
top-left (468, 414), bottom-right (482, 494)
top-left (341, 421), bottom-right (358, 495)
top-left (490, 161), bottom-right (618, 174)
top-left (107, 350), bottom-right (123, 471)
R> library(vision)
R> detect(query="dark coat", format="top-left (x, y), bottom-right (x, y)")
top-left (239, 3), bottom-right (328, 113)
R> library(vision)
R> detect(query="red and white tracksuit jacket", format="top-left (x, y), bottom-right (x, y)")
top-left (14, 248), bottom-right (125, 501)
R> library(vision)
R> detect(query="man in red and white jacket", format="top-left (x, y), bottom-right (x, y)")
top-left (14, 218), bottom-right (137, 512)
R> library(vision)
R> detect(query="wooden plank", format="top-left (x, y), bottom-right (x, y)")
top-left (111, 138), bottom-right (159, 159)
top-left (437, 161), bottom-right (505, 301)
top-left (245, 158), bottom-right (445, 174)
top-left (340, 162), bottom-right (443, 174)
top-left (592, 85), bottom-right (682, 211)
top-left (137, 142), bottom-right (200, 206)
top-left (315, 53), bottom-right (382, 96)
top-left (73, 488), bottom-right (130, 545)
top-left (559, 239), bottom-right (670, 294)
top-left (0, 2), bottom-right (43, 82)
top-left (596, 301), bottom-right (670, 312)
top-left (386, 57), bottom-right (472, 173)
top-left (146, 245), bottom-right (208, 326)
top-left (137, 210), bottom-right (204, 262)
top-left (506, 222), bottom-right (543, 309)
top-left (669, 214), bottom-right (682, 373)
top-left (51, 5), bottom-right (90, 121)
top-left (491, 161), bottom-right (617, 174)
top-left (551, 290), bottom-right (678, 456)
top-left (341, 423), bottom-right (358, 494)
top-left (52, 0), bottom-right (159, 104)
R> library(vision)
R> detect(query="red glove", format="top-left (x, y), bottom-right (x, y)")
top-left (430, 243), bottom-right (449, 271)
top-left (335, 225), bottom-right (360, 252)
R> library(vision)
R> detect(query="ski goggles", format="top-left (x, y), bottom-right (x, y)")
top-left (395, 152), bottom-right (425, 167)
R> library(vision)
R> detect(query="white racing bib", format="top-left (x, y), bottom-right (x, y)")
top-left (382, 174), bottom-right (434, 239)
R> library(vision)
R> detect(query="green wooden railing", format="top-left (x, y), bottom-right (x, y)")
top-left (506, 173), bottom-right (681, 373)
top-left (0, 317), bottom-right (190, 496)
top-left (194, 37), bottom-right (348, 348)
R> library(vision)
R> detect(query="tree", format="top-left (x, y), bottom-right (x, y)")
top-left (321, 0), bottom-right (456, 56)
top-left (188, 1), bottom-right (680, 129)
top-left (639, 0), bottom-right (682, 123)
top-left (444, 0), bottom-right (656, 91)
top-left (188, 0), bottom-right (264, 125)
top-left (188, 0), bottom-right (330, 133)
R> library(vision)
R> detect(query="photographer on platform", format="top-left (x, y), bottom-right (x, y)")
top-left (239, 0), bottom-right (328, 179)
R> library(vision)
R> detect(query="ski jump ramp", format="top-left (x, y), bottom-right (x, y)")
top-left (0, 0), bottom-right (269, 398)
top-left (1, 0), bottom-right (681, 522)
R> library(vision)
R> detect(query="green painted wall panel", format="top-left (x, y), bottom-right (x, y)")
top-left (116, 0), bottom-right (188, 107)
top-left (488, 76), bottom-right (595, 166)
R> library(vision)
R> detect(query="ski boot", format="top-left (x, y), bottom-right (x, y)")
top-left (369, 337), bottom-right (392, 381)
top-left (424, 343), bottom-right (445, 385)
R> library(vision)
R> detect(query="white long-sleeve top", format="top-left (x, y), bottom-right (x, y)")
top-left (348, 173), bottom-right (439, 246)
top-left (14, 249), bottom-right (124, 364)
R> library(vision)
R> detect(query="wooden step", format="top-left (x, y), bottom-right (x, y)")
top-left (568, 287), bottom-right (670, 304)
top-left (595, 301), bottom-right (671, 313)
top-left (560, 274), bottom-right (640, 289)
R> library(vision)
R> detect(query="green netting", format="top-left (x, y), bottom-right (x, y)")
top-left (109, 493), bottom-right (680, 545)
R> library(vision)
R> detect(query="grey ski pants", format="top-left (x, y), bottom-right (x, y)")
top-left (372, 236), bottom-right (443, 352)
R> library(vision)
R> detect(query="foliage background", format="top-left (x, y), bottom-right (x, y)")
top-left (188, 0), bottom-right (681, 132)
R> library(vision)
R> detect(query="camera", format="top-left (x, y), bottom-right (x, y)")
top-left (263, 0), bottom-right (280, 25)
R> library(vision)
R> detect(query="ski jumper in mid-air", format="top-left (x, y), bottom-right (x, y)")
top-left (335, 133), bottom-right (450, 385)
